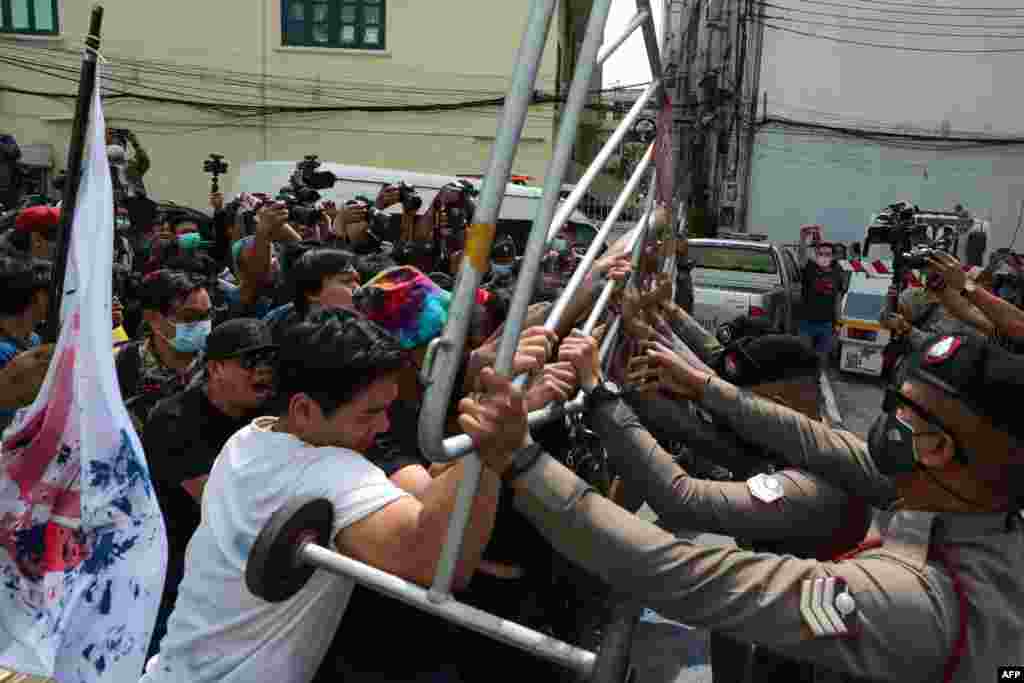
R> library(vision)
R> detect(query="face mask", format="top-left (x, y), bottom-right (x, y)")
top-left (866, 412), bottom-right (920, 476)
top-left (491, 262), bottom-right (514, 276)
top-left (816, 256), bottom-right (832, 268)
top-left (171, 319), bottom-right (211, 354)
top-left (552, 239), bottom-right (568, 253)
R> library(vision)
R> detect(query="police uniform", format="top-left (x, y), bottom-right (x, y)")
top-left (504, 335), bottom-right (1024, 682)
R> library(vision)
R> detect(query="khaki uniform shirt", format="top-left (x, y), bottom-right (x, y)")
top-left (513, 381), bottom-right (1024, 682)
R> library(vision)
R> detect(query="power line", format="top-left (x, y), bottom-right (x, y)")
top-left (757, 3), bottom-right (1024, 29)
top-left (768, 0), bottom-right (1024, 18)
top-left (758, 13), bottom-right (1024, 38)
top-left (762, 22), bottom-right (1024, 52)
top-left (805, 0), bottom-right (1024, 11)
top-left (762, 115), bottom-right (1024, 146)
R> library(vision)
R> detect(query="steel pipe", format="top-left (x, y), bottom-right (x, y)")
top-left (548, 80), bottom-right (661, 242)
top-left (545, 146), bottom-right (654, 337)
top-left (636, 0), bottom-right (664, 82)
top-left (300, 543), bottom-right (597, 676)
top-left (416, 0), bottom-right (559, 598)
top-left (597, 9), bottom-right (650, 65)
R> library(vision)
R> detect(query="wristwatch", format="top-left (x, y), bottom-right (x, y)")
top-left (960, 280), bottom-right (977, 299)
top-left (583, 379), bottom-right (623, 406)
top-left (501, 442), bottom-right (545, 484)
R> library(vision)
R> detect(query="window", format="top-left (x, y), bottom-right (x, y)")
top-left (1, 0), bottom-right (60, 35)
top-left (689, 246), bottom-right (778, 274)
top-left (282, 0), bottom-right (385, 50)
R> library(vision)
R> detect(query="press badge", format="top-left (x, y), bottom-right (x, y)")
top-left (747, 473), bottom-right (784, 504)
top-left (800, 577), bottom-right (858, 639)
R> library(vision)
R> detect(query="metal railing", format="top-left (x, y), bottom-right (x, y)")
top-left (287, 1), bottom-right (673, 678)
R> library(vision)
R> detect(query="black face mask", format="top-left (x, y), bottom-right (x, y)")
top-left (867, 412), bottom-right (920, 477)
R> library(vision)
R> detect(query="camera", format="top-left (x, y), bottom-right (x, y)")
top-left (293, 155), bottom-right (337, 190)
top-left (396, 181), bottom-right (422, 213)
top-left (203, 154), bottom-right (229, 192)
top-left (346, 195), bottom-right (394, 248)
top-left (901, 245), bottom-right (945, 270)
top-left (276, 189), bottom-right (323, 228)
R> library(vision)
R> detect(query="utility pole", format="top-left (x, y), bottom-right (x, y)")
top-left (667, 0), bottom-right (766, 238)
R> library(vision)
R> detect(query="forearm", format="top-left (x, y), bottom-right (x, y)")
top-left (591, 398), bottom-right (850, 540)
top-left (659, 301), bottom-right (723, 366)
top-left (937, 290), bottom-right (995, 335)
top-left (701, 379), bottom-right (897, 506)
top-left (968, 287), bottom-right (1024, 337)
top-left (509, 455), bottom-right (949, 680)
top-left (416, 460), bottom-right (501, 588)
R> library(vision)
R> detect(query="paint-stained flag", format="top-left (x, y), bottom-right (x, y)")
top-left (0, 66), bottom-right (167, 683)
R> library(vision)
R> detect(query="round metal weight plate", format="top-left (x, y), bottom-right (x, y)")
top-left (245, 497), bottom-right (334, 603)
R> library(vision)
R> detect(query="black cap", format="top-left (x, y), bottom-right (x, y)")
top-left (205, 318), bottom-right (277, 360)
top-left (719, 335), bottom-right (819, 387)
top-left (900, 334), bottom-right (1024, 441)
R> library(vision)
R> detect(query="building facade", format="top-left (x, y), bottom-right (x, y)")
top-left (1, 0), bottom-right (593, 209)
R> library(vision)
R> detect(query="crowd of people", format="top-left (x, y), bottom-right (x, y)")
top-left (0, 128), bottom-right (1022, 683)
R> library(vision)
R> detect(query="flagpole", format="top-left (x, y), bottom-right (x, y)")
top-left (44, 4), bottom-right (105, 343)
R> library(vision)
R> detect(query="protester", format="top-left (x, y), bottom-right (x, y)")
top-left (115, 269), bottom-right (210, 431)
top-left (0, 256), bottom-right (51, 430)
top-left (799, 241), bottom-right (844, 363)
top-left (142, 308), bottom-right (501, 683)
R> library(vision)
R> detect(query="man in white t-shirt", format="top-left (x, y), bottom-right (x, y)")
top-left (142, 308), bottom-right (501, 683)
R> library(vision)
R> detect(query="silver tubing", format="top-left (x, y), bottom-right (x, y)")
top-left (548, 80), bottom-right (661, 243)
top-left (597, 8), bottom-right (650, 65)
top-left (493, 0), bottom-right (615, 379)
top-left (418, 0), bottom-right (558, 466)
top-left (418, 0), bottom-right (558, 600)
top-left (636, 0), bottom-right (664, 82)
top-left (300, 543), bottom-right (597, 676)
top-left (547, 147), bottom-right (654, 337)
top-left (581, 213), bottom-right (650, 336)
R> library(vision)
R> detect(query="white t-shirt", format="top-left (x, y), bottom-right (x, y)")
top-left (141, 417), bottom-right (407, 683)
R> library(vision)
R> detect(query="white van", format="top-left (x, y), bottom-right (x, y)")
top-left (232, 161), bottom-right (601, 249)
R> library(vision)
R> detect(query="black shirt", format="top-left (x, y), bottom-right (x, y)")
top-left (801, 262), bottom-right (845, 323)
top-left (143, 385), bottom-right (254, 595)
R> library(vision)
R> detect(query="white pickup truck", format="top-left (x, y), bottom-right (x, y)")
top-left (690, 236), bottom-right (798, 339)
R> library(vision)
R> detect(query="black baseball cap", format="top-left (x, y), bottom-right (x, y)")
top-left (205, 318), bottom-right (277, 361)
top-left (719, 335), bottom-right (820, 387)
top-left (896, 334), bottom-right (1024, 442)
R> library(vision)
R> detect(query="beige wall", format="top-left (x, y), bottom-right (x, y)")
top-left (0, 0), bottom-right (571, 209)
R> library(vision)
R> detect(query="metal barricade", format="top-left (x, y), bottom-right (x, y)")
top-left (248, 2), bottom-right (675, 680)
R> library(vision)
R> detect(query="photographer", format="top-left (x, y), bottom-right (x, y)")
top-left (331, 184), bottom-right (417, 256)
top-left (107, 128), bottom-right (157, 233)
top-left (0, 133), bottom-right (24, 211)
top-left (231, 201), bottom-right (301, 318)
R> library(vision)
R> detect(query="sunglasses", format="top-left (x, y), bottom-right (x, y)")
top-left (236, 349), bottom-right (278, 370)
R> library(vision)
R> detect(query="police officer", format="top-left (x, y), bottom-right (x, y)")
top-left (459, 333), bottom-right (1024, 683)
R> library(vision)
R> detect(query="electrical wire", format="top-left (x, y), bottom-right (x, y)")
top-left (758, 13), bottom-right (1024, 38)
top-left (762, 23), bottom-right (1024, 52)
top-left (766, 0), bottom-right (1024, 18)
top-left (756, 2), bottom-right (1024, 29)
top-left (761, 116), bottom-right (1024, 148)
top-left (797, 0), bottom-right (1024, 10)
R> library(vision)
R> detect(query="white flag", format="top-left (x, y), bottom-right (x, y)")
top-left (0, 66), bottom-right (167, 682)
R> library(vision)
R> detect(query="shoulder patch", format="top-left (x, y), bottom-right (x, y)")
top-left (747, 473), bottom-right (785, 504)
top-left (800, 577), bottom-right (858, 639)
top-left (925, 336), bottom-right (961, 364)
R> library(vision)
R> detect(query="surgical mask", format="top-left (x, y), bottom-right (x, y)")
top-left (552, 239), bottom-right (568, 253)
top-left (867, 411), bottom-right (924, 477)
top-left (491, 262), bottom-right (514, 276)
top-left (816, 256), bottom-right (832, 268)
top-left (171, 319), bottom-right (211, 354)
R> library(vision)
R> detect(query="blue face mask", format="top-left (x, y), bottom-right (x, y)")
top-left (552, 239), bottom-right (569, 253)
top-left (172, 319), bottom-right (211, 354)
